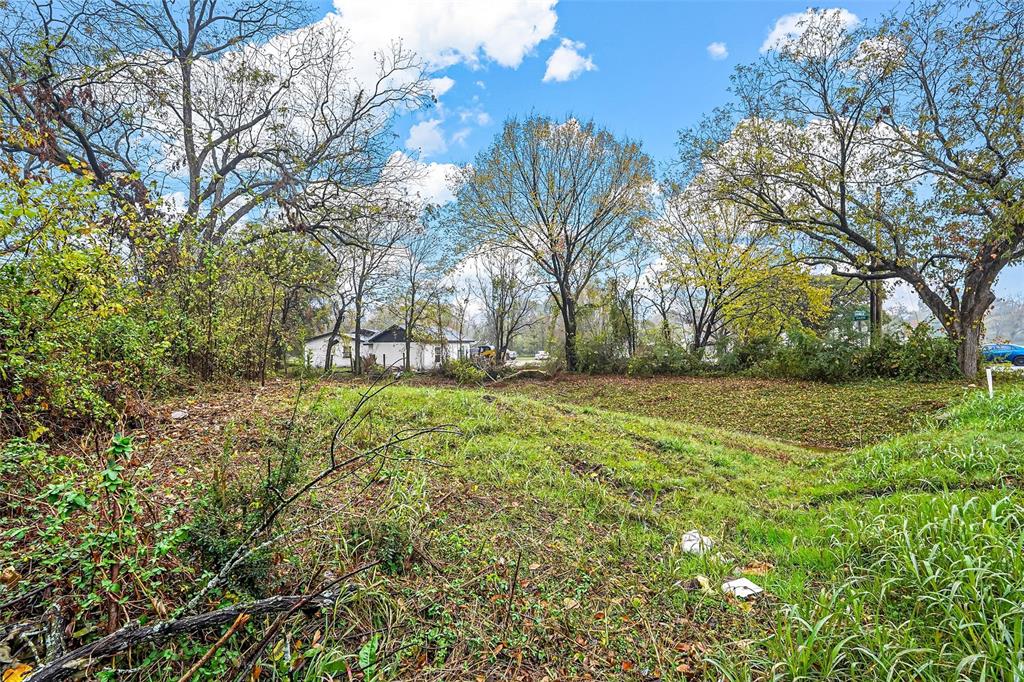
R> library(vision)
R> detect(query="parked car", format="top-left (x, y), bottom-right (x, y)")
top-left (506, 350), bottom-right (518, 361)
top-left (982, 343), bottom-right (1024, 366)
top-left (534, 350), bottom-right (550, 360)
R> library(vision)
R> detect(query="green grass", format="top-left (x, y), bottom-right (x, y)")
top-left (298, 381), bottom-right (1023, 680)
top-left (496, 375), bottom-right (970, 449)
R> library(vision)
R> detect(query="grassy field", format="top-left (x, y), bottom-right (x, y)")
top-left (496, 375), bottom-right (971, 449)
top-left (275, 377), bottom-right (1022, 680)
top-left (6, 376), bottom-right (1021, 680)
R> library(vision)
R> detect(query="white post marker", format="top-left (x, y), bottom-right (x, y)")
top-left (987, 367), bottom-right (994, 399)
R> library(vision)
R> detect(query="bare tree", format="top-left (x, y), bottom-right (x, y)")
top-left (454, 115), bottom-right (653, 371)
top-left (330, 217), bottom-right (412, 374)
top-left (390, 228), bottom-right (450, 371)
top-left (0, 0), bottom-right (430, 242)
top-left (473, 247), bottom-right (539, 363)
top-left (321, 272), bottom-right (356, 371)
top-left (641, 265), bottom-right (682, 344)
top-left (605, 240), bottom-right (649, 357)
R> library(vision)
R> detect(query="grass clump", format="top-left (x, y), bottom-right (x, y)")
top-left (714, 389), bottom-right (1024, 681)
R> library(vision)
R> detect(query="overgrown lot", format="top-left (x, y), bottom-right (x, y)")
top-left (3, 378), bottom-right (1021, 680)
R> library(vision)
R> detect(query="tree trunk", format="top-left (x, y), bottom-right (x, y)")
top-left (869, 280), bottom-right (884, 347)
top-left (324, 309), bottom-right (345, 371)
top-left (353, 303), bottom-right (363, 375)
top-left (404, 337), bottom-right (412, 371)
top-left (560, 295), bottom-right (579, 372)
top-left (956, 323), bottom-right (981, 379)
top-left (909, 272), bottom-right (993, 379)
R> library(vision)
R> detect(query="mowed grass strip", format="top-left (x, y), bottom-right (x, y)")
top-left (498, 375), bottom-right (972, 449)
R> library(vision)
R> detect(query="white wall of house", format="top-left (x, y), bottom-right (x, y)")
top-left (303, 336), bottom-right (353, 370)
top-left (364, 340), bottom-right (475, 371)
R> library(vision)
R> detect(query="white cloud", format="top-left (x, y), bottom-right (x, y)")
top-left (428, 76), bottom-right (455, 98)
top-left (332, 0), bottom-right (558, 70)
top-left (405, 119), bottom-right (447, 157)
top-left (706, 42), bottom-right (728, 60)
top-left (476, 111), bottom-right (492, 126)
top-left (451, 128), bottom-right (472, 146)
top-left (760, 8), bottom-right (859, 54)
top-left (413, 162), bottom-right (458, 205)
top-left (542, 38), bottom-right (596, 83)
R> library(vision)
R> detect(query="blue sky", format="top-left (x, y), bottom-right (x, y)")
top-left (312, 0), bottom-right (1023, 299)
top-left (397, 1), bottom-right (898, 165)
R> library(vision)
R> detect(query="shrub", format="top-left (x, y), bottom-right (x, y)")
top-left (186, 429), bottom-right (304, 596)
top-left (442, 359), bottom-right (487, 385)
top-left (576, 332), bottom-right (629, 374)
top-left (896, 323), bottom-right (959, 380)
top-left (742, 325), bottom-right (959, 383)
top-left (627, 341), bottom-right (704, 376)
top-left (717, 335), bottom-right (781, 373)
top-left (745, 328), bottom-right (855, 382)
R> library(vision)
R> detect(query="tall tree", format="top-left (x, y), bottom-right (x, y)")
top-left (391, 228), bottom-right (449, 371)
top-left (0, 0), bottom-right (429, 242)
top-left (473, 247), bottom-right (539, 363)
top-left (678, 3), bottom-right (1024, 377)
top-left (454, 115), bottom-right (652, 371)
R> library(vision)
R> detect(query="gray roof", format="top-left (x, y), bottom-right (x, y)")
top-left (305, 328), bottom-right (377, 342)
top-left (364, 325), bottom-right (475, 344)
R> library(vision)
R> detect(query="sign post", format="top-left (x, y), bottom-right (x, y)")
top-left (987, 367), bottom-right (994, 399)
top-left (852, 310), bottom-right (869, 343)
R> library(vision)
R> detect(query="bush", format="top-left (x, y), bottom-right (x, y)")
top-left (442, 359), bottom-right (487, 385)
top-left (742, 325), bottom-right (959, 383)
top-left (627, 341), bottom-right (704, 376)
top-left (576, 332), bottom-right (629, 374)
top-left (896, 323), bottom-right (959, 380)
top-left (752, 328), bottom-right (858, 382)
top-left (717, 335), bottom-right (782, 373)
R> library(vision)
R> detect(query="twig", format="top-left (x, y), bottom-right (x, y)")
top-left (229, 559), bottom-right (383, 682)
top-left (502, 549), bottom-right (523, 637)
top-left (176, 612), bottom-right (250, 682)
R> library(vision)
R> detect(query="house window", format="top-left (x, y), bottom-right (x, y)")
top-left (342, 344), bottom-right (352, 359)
top-left (434, 345), bottom-right (442, 363)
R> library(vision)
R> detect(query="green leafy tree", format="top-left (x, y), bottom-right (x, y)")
top-left (679, 2), bottom-right (1024, 377)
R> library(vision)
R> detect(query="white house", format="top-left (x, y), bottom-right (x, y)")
top-left (303, 329), bottom-right (376, 370)
top-left (304, 325), bottom-right (475, 371)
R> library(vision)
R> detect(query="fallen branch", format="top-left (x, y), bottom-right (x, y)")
top-left (29, 589), bottom-right (350, 682)
top-left (489, 369), bottom-right (550, 385)
top-left (176, 612), bottom-right (250, 682)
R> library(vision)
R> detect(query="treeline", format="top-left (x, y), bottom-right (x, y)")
top-left (452, 1), bottom-right (1024, 380)
top-left (3, 0), bottom-right (1022, 437)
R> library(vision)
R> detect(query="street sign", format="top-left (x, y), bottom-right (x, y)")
top-left (852, 310), bottom-right (869, 321)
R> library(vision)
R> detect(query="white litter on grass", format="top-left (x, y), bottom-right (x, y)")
top-left (722, 578), bottom-right (763, 599)
top-left (680, 530), bottom-right (715, 555)
top-left (171, 410), bottom-right (188, 420)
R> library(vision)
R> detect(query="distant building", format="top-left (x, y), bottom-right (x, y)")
top-left (303, 325), bottom-right (475, 371)
top-left (303, 329), bottom-right (375, 370)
